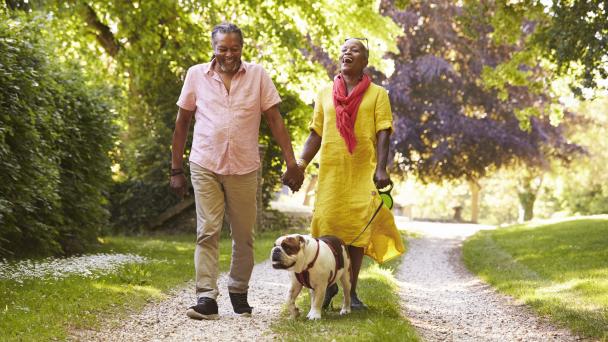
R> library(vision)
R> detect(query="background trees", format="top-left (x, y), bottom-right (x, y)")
top-left (1, 0), bottom-right (605, 256)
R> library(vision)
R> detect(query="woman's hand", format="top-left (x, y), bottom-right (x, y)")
top-left (373, 168), bottom-right (391, 190)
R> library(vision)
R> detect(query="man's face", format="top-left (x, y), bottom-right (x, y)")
top-left (339, 39), bottom-right (368, 74)
top-left (213, 32), bottom-right (242, 73)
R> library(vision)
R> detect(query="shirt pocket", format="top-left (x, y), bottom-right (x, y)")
top-left (235, 89), bottom-right (261, 114)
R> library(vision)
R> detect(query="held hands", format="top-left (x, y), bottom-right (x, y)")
top-left (281, 163), bottom-right (305, 192)
top-left (373, 168), bottom-right (391, 190)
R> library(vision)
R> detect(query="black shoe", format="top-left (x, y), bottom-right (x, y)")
top-left (187, 297), bottom-right (219, 320)
top-left (322, 283), bottom-right (339, 310)
top-left (351, 293), bottom-right (368, 310)
top-left (229, 292), bottom-right (253, 316)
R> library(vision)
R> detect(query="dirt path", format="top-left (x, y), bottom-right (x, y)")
top-left (71, 260), bottom-right (289, 341)
top-left (395, 220), bottom-right (580, 341)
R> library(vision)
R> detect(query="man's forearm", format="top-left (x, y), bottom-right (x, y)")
top-left (171, 108), bottom-right (194, 169)
top-left (265, 106), bottom-right (297, 168)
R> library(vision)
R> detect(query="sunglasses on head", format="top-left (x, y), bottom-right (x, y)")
top-left (344, 37), bottom-right (369, 50)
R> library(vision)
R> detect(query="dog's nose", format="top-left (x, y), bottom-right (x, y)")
top-left (271, 247), bottom-right (282, 261)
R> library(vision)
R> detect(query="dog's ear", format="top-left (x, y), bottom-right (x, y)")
top-left (298, 235), bottom-right (305, 245)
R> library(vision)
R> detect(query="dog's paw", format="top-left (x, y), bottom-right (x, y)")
top-left (289, 307), bottom-right (300, 319)
top-left (339, 307), bottom-right (351, 315)
top-left (306, 311), bottom-right (321, 320)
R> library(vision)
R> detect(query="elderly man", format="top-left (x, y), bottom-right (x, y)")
top-left (170, 23), bottom-right (303, 320)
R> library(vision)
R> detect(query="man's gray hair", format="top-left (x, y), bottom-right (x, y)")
top-left (211, 23), bottom-right (244, 46)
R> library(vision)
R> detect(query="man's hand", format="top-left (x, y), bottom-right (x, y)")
top-left (373, 168), bottom-right (391, 190)
top-left (170, 173), bottom-right (188, 198)
top-left (281, 164), bottom-right (304, 192)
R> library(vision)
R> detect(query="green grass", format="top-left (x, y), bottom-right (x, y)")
top-left (0, 231), bottom-right (278, 341)
top-left (271, 242), bottom-right (419, 342)
top-left (463, 216), bottom-right (608, 340)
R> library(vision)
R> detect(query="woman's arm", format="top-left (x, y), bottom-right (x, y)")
top-left (373, 128), bottom-right (391, 189)
top-left (297, 130), bottom-right (322, 171)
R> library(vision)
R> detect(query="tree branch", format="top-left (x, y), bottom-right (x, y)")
top-left (82, 3), bottom-right (120, 57)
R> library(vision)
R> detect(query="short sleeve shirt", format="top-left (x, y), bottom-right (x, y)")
top-left (176, 60), bottom-right (281, 175)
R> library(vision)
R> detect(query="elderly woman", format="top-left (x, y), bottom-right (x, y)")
top-left (294, 38), bottom-right (405, 309)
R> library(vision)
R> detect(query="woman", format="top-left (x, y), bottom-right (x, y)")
top-left (294, 38), bottom-right (405, 309)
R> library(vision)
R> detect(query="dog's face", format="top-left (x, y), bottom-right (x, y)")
top-left (271, 234), bottom-right (306, 270)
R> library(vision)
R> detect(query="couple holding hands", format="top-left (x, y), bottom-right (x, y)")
top-left (170, 23), bottom-right (404, 320)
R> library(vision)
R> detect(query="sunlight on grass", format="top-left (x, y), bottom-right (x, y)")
top-left (92, 282), bottom-right (163, 298)
top-left (463, 217), bottom-right (608, 340)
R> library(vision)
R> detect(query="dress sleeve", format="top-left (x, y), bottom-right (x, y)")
top-left (375, 88), bottom-right (393, 134)
top-left (309, 89), bottom-right (324, 136)
top-left (176, 66), bottom-right (197, 111)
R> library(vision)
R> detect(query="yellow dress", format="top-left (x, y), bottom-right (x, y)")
top-left (309, 83), bottom-right (405, 263)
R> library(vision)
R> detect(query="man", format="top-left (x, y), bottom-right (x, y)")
top-left (170, 23), bottom-right (304, 320)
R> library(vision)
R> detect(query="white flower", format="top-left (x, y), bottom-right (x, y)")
top-left (0, 253), bottom-right (149, 281)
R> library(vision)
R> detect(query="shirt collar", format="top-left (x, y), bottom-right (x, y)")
top-left (205, 58), bottom-right (247, 75)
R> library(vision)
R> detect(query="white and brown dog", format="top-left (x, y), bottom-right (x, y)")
top-left (271, 234), bottom-right (351, 320)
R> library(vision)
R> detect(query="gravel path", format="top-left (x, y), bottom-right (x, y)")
top-left (71, 260), bottom-right (289, 341)
top-left (395, 220), bottom-right (581, 342)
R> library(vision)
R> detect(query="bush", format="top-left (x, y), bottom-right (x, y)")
top-left (0, 14), bottom-right (116, 257)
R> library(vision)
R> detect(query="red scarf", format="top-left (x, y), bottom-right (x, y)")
top-left (332, 73), bottom-right (371, 154)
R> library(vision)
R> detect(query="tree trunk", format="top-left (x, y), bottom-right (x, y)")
top-left (517, 171), bottom-right (543, 222)
top-left (469, 180), bottom-right (481, 223)
top-left (519, 192), bottom-right (536, 222)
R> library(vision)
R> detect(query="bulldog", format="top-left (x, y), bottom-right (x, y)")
top-left (271, 234), bottom-right (351, 320)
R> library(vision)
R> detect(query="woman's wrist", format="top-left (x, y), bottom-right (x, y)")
top-left (296, 158), bottom-right (308, 170)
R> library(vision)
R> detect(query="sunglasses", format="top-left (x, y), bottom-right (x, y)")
top-left (344, 37), bottom-right (369, 50)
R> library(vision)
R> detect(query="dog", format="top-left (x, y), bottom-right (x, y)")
top-left (271, 234), bottom-right (351, 320)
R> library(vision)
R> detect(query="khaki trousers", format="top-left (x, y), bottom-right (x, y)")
top-left (190, 163), bottom-right (257, 300)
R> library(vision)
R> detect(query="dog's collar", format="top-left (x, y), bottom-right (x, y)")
top-left (294, 238), bottom-right (320, 289)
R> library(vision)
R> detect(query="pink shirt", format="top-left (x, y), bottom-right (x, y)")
top-left (177, 60), bottom-right (281, 175)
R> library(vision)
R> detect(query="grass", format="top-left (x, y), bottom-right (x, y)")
top-left (463, 216), bottom-right (608, 340)
top-left (0, 230), bottom-right (278, 341)
top-left (271, 238), bottom-right (420, 342)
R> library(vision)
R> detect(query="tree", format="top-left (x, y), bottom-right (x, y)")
top-left (375, 0), bottom-right (582, 221)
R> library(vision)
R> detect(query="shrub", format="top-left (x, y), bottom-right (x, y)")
top-left (0, 14), bottom-right (116, 257)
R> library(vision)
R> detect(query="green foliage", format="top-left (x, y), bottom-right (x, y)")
top-left (550, 96), bottom-right (608, 215)
top-left (0, 12), bottom-right (116, 257)
top-left (463, 218), bottom-right (608, 339)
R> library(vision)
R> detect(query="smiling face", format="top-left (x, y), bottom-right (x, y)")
top-left (212, 32), bottom-right (243, 73)
top-left (339, 39), bottom-right (368, 75)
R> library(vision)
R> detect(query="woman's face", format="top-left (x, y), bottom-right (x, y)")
top-left (339, 39), bottom-right (368, 74)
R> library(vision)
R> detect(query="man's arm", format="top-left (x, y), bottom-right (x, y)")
top-left (373, 129), bottom-right (391, 189)
top-left (170, 107), bottom-right (195, 198)
top-left (263, 104), bottom-right (304, 191)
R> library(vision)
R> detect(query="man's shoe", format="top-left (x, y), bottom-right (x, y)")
top-left (350, 293), bottom-right (368, 310)
top-left (229, 292), bottom-right (253, 317)
top-left (322, 283), bottom-right (339, 310)
top-left (187, 297), bottom-right (219, 320)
